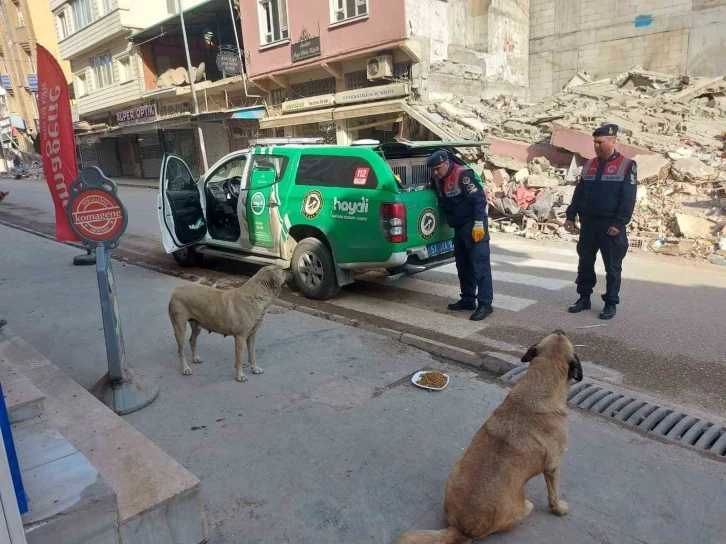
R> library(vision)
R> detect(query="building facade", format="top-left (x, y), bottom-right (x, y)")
top-left (240, 0), bottom-right (530, 144)
top-left (0, 0), bottom-right (71, 158)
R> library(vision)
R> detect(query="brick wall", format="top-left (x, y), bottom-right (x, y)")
top-left (527, 0), bottom-right (725, 101)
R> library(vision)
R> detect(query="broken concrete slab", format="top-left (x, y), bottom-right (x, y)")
top-left (489, 139), bottom-right (572, 167)
top-left (492, 169), bottom-right (509, 187)
top-left (672, 157), bottom-right (717, 183)
top-left (550, 123), bottom-right (654, 160)
top-left (675, 214), bottom-right (716, 238)
top-left (525, 175), bottom-right (560, 188)
top-left (657, 241), bottom-right (695, 256)
top-left (488, 155), bottom-right (527, 171)
top-left (483, 170), bottom-right (493, 183)
top-left (633, 154), bottom-right (670, 184)
top-left (513, 168), bottom-right (530, 182)
top-left (459, 117), bottom-right (486, 133)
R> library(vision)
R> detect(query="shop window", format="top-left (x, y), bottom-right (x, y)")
top-left (258, 0), bottom-right (289, 45)
top-left (57, 11), bottom-right (70, 39)
top-left (331, 0), bottom-right (368, 24)
top-left (70, 0), bottom-right (94, 31)
top-left (394, 62), bottom-right (411, 80)
top-left (118, 56), bottom-right (133, 83)
top-left (92, 53), bottom-right (114, 89)
top-left (269, 88), bottom-right (287, 106)
top-left (75, 72), bottom-right (87, 97)
top-left (295, 155), bottom-right (378, 189)
top-left (290, 77), bottom-right (336, 100)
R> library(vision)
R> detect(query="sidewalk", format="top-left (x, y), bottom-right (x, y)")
top-left (1, 223), bottom-right (725, 544)
top-left (110, 176), bottom-right (158, 190)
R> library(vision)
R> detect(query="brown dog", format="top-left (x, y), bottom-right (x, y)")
top-left (168, 266), bottom-right (291, 382)
top-left (396, 330), bottom-right (583, 544)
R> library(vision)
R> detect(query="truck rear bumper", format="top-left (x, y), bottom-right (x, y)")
top-left (387, 252), bottom-right (456, 281)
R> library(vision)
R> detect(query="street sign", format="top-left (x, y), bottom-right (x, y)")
top-left (67, 167), bottom-right (158, 414)
top-left (216, 50), bottom-right (244, 76)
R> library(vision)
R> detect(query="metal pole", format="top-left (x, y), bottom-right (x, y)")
top-left (227, 0), bottom-right (262, 99)
top-left (177, 0), bottom-right (209, 171)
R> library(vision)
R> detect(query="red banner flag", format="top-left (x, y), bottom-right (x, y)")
top-left (37, 44), bottom-right (79, 242)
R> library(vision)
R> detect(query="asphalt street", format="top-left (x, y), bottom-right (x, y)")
top-left (1, 176), bottom-right (725, 415)
top-left (2, 224), bottom-right (725, 544)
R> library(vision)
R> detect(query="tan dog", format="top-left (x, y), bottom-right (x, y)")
top-left (168, 266), bottom-right (292, 382)
top-left (397, 330), bottom-right (583, 544)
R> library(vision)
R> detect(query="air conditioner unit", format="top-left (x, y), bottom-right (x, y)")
top-left (366, 55), bottom-right (393, 80)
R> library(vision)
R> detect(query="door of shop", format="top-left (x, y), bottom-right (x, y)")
top-left (163, 129), bottom-right (199, 177)
top-left (118, 136), bottom-right (136, 177)
top-left (139, 132), bottom-right (163, 179)
top-left (97, 138), bottom-right (120, 177)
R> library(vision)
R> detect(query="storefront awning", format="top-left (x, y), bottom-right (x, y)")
top-left (260, 99), bottom-right (409, 130)
top-left (259, 108), bottom-right (334, 130)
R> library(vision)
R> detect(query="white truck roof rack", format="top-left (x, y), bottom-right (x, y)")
top-left (250, 137), bottom-right (325, 146)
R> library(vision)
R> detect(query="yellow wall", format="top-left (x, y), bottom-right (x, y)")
top-left (24, 0), bottom-right (72, 83)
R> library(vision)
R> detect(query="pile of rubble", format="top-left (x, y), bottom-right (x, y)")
top-left (411, 66), bottom-right (726, 264)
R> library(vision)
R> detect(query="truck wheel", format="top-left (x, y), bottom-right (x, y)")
top-left (291, 238), bottom-right (341, 300)
top-left (172, 246), bottom-right (204, 267)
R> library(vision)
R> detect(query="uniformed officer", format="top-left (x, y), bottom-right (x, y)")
top-left (427, 149), bottom-right (494, 321)
top-left (565, 124), bottom-right (637, 320)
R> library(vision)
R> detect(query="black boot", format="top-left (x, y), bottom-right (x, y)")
top-left (470, 302), bottom-right (493, 321)
top-left (448, 299), bottom-right (477, 311)
top-left (599, 303), bottom-right (617, 320)
top-left (568, 297), bottom-right (591, 313)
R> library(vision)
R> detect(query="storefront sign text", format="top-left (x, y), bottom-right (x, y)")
top-left (281, 94), bottom-right (335, 113)
top-left (116, 104), bottom-right (158, 127)
top-left (334, 83), bottom-right (409, 105)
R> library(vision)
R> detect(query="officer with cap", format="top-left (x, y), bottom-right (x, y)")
top-left (565, 124), bottom-right (637, 320)
top-left (427, 149), bottom-right (494, 321)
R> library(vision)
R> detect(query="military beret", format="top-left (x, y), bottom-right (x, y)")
top-left (426, 149), bottom-right (449, 168)
top-left (592, 124), bottom-right (618, 137)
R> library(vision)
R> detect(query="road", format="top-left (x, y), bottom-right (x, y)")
top-left (2, 176), bottom-right (726, 415)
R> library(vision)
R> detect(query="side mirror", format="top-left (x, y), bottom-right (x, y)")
top-left (250, 167), bottom-right (276, 190)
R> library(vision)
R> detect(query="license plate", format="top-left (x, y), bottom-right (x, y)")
top-left (427, 239), bottom-right (454, 258)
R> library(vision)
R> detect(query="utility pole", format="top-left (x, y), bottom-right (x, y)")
top-left (177, 0), bottom-right (209, 171)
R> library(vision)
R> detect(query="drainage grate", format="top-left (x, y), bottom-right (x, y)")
top-left (500, 366), bottom-right (726, 458)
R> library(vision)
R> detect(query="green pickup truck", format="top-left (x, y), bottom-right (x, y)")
top-left (157, 139), bottom-right (483, 300)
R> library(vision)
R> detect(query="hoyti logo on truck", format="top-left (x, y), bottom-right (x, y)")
top-left (332, 196), bottom-right (369, 220)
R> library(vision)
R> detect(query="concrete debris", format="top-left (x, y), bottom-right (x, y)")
top-left (409, 66), bottom-right (726, 265)
top-left (513, 168), bottom-right (530, 182)
top-left (633, 154), bottom-right (670, 184)
top-left (675, 214), bottom-right (716, 238)
top-left (671, 157), bottom-right (717, 184)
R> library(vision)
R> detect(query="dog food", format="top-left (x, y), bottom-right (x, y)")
top-left (417, 371), bottom-right (447, 389)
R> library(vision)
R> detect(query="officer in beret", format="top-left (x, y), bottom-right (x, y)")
top-left (427, 149), bottom-right (494, 321)
top-left (565, 124), bottom-right (638, 320)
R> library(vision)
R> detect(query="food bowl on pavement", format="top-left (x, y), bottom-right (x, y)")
top-left (412, 370), bottom-right (450, 391)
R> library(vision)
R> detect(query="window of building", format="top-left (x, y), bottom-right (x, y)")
top-left (269, 88), bottom-right (287, 106)
top-left (167, 0), bottom-right (178, 15)
top-left (290, 77), bottom-right (336, 100)
top-left (117, 56), bottom-right (133, 83)
top-left (75, 72), bottom-right (87, 97)
top-left (258, 0), bottom-right (288, 45)
top-left (295, 155), bottom-right (378, 188)
top-left (98, 0), bottom-right (112, 16)
top-left (92, 53), bottom-right (114, 89)
top-left (14, 2), bottom-right (25, 27)
top-left (331, 0), bottom-right (368, 24)
top-left (57, 11), bottom-right (70, 39)
top-left (71, 0), bottom-right (94, 31)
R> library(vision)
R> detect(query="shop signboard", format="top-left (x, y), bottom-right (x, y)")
top-left (116, 104), bottom-right (157, 127)
top-left (334, 83), bottom-right (409, 105)
top-left (291, 36), bottom-right (321, 63)
top-left (281, 94), bottom-right (335, 113)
